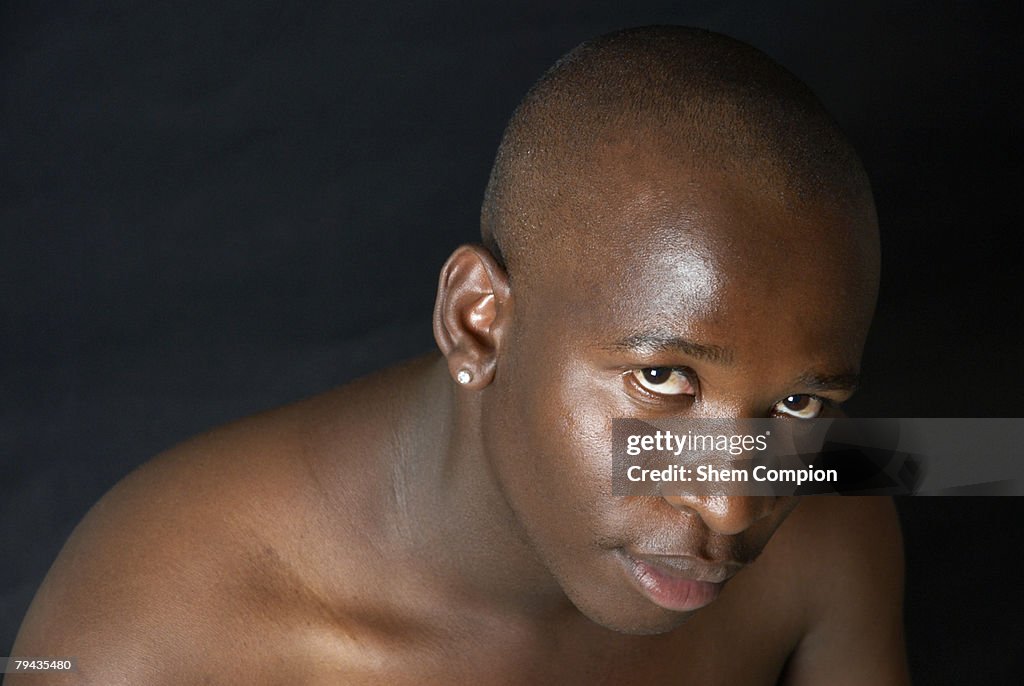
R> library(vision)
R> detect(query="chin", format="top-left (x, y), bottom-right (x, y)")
top-left (572, 593), bottom-right (699, 636)
top-left (547, 543), bottom-right (705, 636)
top-left (558, 566), bottom-right (701, 636)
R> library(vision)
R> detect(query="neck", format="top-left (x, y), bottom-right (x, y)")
top-left (394, 355), bottom-right (573, 619)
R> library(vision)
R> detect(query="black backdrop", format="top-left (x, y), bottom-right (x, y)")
top-left (2, 1), bottom-right (1022, 682)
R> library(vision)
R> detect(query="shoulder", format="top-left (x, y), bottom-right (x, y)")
top-left (9, 400), bottom-right (351, 684)
top-left (780, 496), bottom-right (904, 588)
top-left (766, 497), bottom-right (910, 685)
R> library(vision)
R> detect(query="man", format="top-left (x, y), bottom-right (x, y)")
top-left (9, 26), bottom-right (908, 684)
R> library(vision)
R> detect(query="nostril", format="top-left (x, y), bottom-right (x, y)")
top-left (661, 494), bottom-right (775, 536)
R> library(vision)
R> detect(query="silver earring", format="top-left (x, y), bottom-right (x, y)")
top-left (456, 369), bottom-right (473, 385)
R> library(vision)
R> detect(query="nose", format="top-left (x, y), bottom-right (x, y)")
top-left (662, 399), bottom-right (782, 535)
top-left (661, 495), bottom-right (775, 536)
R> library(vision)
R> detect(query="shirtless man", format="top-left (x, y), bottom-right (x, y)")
top-left (8, 26), bottom-right (909, 685)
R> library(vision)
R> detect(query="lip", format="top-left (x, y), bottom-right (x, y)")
top-left (618, 550), bottom-right (739, 612)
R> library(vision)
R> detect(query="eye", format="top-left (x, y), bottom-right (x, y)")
top-left (629, 367), bottom-right (696, 397)
top-left (772, 394), bottom-right (824, 419)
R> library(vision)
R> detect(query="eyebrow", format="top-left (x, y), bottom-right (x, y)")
top-left (606, 332), bottom-right (734, 365)
top-left (795, 371), bottom-right (861, 393)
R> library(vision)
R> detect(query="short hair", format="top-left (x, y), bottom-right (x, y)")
top-left (481, 26), bottom-right (873, 277)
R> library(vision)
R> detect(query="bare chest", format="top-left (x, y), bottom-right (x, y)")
top-left (218, 602), bottom-right (799, 686)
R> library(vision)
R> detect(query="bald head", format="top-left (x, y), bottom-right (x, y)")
top-left (481, 26), bottom-right (876, 279)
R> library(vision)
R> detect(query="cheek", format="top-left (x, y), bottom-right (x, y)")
top-left (484, 331), bottom-right (622, 547)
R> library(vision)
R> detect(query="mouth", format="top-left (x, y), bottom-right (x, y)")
top-left (617, 549), bottom-right (742, 613)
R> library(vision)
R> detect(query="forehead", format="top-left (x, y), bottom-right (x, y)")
top-left (522, 148), bottom-right (879, 365)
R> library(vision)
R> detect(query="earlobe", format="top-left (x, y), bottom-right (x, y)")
top-left (432, 244), bottom-right (511, 389)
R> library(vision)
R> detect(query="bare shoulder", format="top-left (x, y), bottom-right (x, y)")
top-left (772, 496), bottom-right (904, 587)
top-left (761, 497), bottom-right (910, 685)
top-left (8, 391), bottom-right (364, 685)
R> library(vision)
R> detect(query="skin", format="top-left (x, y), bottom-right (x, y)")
top-left (8, 144), bottom-right (909, 685)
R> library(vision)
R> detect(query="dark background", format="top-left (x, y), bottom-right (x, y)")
top-left (2, 1), bottom-right (1021, 682)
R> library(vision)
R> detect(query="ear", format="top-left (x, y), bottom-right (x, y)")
top-left (432, 244), bottom-right (511, 389)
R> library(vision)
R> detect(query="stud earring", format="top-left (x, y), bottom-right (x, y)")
top-left (456, 369), bottom-right (473, 385)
